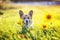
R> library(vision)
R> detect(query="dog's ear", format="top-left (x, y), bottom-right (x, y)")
top-left (19, 10), bottom-right (24, 18)
top-left (29, 10), bottom-right (33, 18)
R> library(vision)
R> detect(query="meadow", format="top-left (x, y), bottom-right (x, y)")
top-left (0, 4), bottom-right (60, 40)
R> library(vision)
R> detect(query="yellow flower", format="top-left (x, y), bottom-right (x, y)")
top-left (46, 14), bottom-right (51, 20)
top-left (42, 25), bottom-right (46, 28)
top-left (17, 19), bottom-right (23, 26)
top-left (43, 13), bottom-right (55, 23)
top-left (39, 22), bottom-right (49, 29)
top-left (45, 14), bottom-right (52, 21)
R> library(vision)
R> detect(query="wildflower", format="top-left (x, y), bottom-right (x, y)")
top-left (46, 14), bottom-right (51, 20)
top-left (42, 25), bottom-right (46, 28)
top-left (17, 19), bottom-right (23, 26)
top-left (43, 13), bottom-right (55, 23)
top-left (41, 22), bottom-right (49, 29)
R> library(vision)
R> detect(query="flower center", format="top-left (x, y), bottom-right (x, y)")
top-left (43, 25), bottom-right (46, 28)
top-left (46, 14), bottom-right (51, 19)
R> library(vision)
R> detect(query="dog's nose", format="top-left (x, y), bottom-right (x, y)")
top-left (26, 20), bottom-right (28, 23)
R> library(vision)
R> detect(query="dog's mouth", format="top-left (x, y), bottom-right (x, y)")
top-left (24, 23), bottom-right (28, 25)
top-left (26, 22), bottom-right (28, 25)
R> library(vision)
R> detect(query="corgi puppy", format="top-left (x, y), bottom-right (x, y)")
top-left (19, 10), bottom-right (33, 28)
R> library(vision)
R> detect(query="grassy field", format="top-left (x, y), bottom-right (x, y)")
top-left (0, 5), bottom-right (60, 40)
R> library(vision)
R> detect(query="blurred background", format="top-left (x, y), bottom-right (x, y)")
top-left (0, 0), bottom-right (60, 4)
top-left (0, 0), bottom-right (60, 2)
top-left (0, 0), bottom-right (60, 10)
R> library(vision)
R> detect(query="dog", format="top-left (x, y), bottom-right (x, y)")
top-left (19, 10), bottom-right (33, 28)
top-left (17, 10), bottom-right (33, 39)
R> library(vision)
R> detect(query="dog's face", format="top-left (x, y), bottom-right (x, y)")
top-left (19, 10), bottom-right (33, 26)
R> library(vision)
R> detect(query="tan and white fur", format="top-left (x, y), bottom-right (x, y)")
top-left (19, 10), bottom-right (33, 28)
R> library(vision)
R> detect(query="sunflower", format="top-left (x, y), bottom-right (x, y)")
top-left (45, 14), bottom-right (52, 20)
top-left (17, 19), bottom-right (23, 26)
top-left (42, 25), bottom-right (47, 28)
top-left (46, 14), bottom-right (51, 20)
top-left (43, 13), bottom-right (55, 23)
top-left (39, 21), bottom-right (49, 29)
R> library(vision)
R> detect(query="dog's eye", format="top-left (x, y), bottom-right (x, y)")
top-left (24, 18), bottom-right (25, 19)
top-left (28, 17), bottom-right (29, 19)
